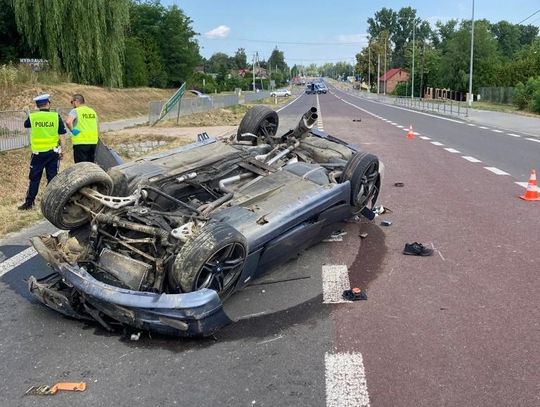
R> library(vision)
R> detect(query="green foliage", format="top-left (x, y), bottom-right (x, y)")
top-left (123, 38), bottom-right (148, 87)
top-left (188, 72), bottom-right (218, 94)
top-left (12, 0), bottom-right (129, 87)
top-left (513, 76), bottom-right (540, 112)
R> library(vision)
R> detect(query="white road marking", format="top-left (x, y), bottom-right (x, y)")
top-left (431, 141), bottom-right (444, 146)
top-left (492, 129), bottom-right (503, 133)
top-left (322, 265), bottom-right (351, 303)
top-left (515, 182), bottom-right (529, 188)
top-left (478, 126), bottom-right (489, 129)
top-left (484, 167), bottom-right (510, 176)
top-left (507, 133), bottom-right (521, 138)
top-left (325, 352), bottom-right (370, 407)
top-left (390, 122), bottom-right (397, 125)
top-left (467, 123), bottom-right (476, 127)
top-left (0, 247), bottom-right (37, 278)
top-left (462, 156), bottom-right (482, 163)
top-left (526, 138), bottom-right (540, 143)
top-left (396, 125), bottom-right (403, 128)
top-left (444, 148), bottom-right (461, 153)
top-left (419, 136), bottom-right (431, 140)
top-left (316, 93), bottom-right (324, 131)
top-left (276, 92), bottom-right (304, 112)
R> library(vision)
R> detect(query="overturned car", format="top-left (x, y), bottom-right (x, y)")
top-left (29, 106), bottom-right (382, 337)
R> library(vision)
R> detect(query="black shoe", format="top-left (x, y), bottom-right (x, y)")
top-left (18, 202), bottom-right (34, 210)
top-left (403, 242), bottom-right (433, 256)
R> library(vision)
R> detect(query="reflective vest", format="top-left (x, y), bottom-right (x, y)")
top-left (73, 105), bottom-right (98, 145)
top-left (29, 111), bottom-right (59, 153)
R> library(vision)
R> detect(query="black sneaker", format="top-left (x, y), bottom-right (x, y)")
top-left (17, 202), bottom-right (34, 210)
top-left (403, 242), bottom-right (433, 256)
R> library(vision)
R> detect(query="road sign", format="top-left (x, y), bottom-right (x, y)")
top-left (153, 83), bottom-right (186, 125)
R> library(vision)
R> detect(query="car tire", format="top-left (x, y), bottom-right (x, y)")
top-left (341, 152), bottom-right (380, 213)
top-left (41, 162), bottom-right (114, 230)
top-left (170, 222), bottom-right (248, 299)
top-left (237, 105), bottom-right (279, 145)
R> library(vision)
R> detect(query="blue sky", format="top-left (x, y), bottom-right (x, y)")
top-left (164, 1), bottom-right (540, 66)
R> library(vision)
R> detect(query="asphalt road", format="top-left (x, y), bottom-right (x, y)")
top-left (0, 89), bottom-right (538, 406)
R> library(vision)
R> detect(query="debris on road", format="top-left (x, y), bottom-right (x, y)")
top-left (359, 232), bottom-right (368, 239)
top-left (394, 182), bottom-right (404, 187)
top-left (25, 382), bottom-right (86, 396)
top-left (380, 220), bottom-right (393, 226)
top-left (402, 242), bottom-right (434, 256)
top-left (342, 287), bottom-right (368, 301)
top-left (374, 205), bottom-right (393, 215)
top-left (130, 332), bottom-right (141, 341)
top-left (323, 230), bottom-right (347, 242)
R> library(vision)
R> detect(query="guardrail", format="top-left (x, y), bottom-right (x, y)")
top-left (1, 91), bottom-right (272, 152)
top-left (394, 96), bottom-right (469, 117)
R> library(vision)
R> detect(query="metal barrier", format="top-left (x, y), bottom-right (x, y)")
top-left (394, 96), bottom-right (468, 117)
top-left (0, 110), bottom-right (29, 151)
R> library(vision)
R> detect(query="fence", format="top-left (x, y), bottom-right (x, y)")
top-left (394, 97), bottom-right (469, 117)
top-left (479, 87), bottom-right (514, 105)
top-left (0, 110), bottom-right (28, 151)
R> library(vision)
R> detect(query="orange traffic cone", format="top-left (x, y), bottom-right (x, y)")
top-left (406, 125), bottom-right (415, 139)
top-left (520, 169), bottom-right (540, 201)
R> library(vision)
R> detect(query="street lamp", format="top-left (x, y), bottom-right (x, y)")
top-left (411, 21), bottom-right (415, 99)
top-left (468, 0), bottom-right (475, 106)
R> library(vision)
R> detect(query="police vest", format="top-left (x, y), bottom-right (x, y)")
top-left (29, 111), bottom-right (59, 153)
top-left (73, 105), bottom-right (98, 145)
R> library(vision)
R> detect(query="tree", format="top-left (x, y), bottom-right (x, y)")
top-left (233, 48), bottom-right (247, 69)
top-left (159, 5), bottom-right (201, 87)
top-left (268, 47), bottom-right (288, 73)
top-left (367, 7), bottom-right (397, 42)
top-left (123, 38), bottom-right (148, 87)
top-left (0, 0), bottom-right (33, 63)
top-left (206, 52), bottom-right (233, 74)
top-left (13, 0), bottom-right (129, 87)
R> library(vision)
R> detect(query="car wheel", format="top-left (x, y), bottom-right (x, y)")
top-left (170, 222), bottom-right (248, 299)
top-left (237, 105), bottom-right (279, 145)
top-left (41, 162), bottom-right (113, 230)
top-left (341, 152), bottom-right (380, 213)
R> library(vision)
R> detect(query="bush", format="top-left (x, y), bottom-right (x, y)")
top-left (513, 76), bottom-right (540, 113)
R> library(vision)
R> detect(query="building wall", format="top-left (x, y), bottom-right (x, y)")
top-left (386, 70), bottom-right (409, 93)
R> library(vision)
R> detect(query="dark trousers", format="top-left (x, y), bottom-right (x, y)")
top-left (73, 144), bottom-right (97, 163)
top-left (25, 150), bottom-right (59, 205)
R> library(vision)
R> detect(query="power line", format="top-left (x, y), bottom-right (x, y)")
top-left (198, 35), bottom-right (367, 46)
top-left (517, 8), bottom-right (540, 24)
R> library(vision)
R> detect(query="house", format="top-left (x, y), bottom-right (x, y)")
top-left (378, 68), bottom-right (409, 93)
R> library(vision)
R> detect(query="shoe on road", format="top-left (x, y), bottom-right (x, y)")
top-left (403, 242), bottom-right (433, 256)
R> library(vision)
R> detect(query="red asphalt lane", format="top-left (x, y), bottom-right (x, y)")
top-left (319, 92), bottom-right (539, 407)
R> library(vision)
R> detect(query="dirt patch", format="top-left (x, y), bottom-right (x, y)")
top-left (0, 83), bottom-right (174, 122)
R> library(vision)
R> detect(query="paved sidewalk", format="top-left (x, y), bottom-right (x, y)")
top-left (100, 116), bottom-right (148, 132)
top-left (465, 109), bottom-right (540, 137)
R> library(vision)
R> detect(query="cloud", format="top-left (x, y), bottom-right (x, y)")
top-left (335, 33), bottom-right (369, 44)
top-left (204, 25), bottom-right (231, 39)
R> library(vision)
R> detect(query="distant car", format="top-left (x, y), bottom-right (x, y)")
top-left (270, 89), bottom-right (291, 97)
top-left (305, 83), bottom-right (316, 94)
top-left (187, 90), bottom-right (211, 99)
top-left (317, 84), bottom-right (328, 94)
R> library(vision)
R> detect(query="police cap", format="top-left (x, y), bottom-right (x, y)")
top-left (33, 94), bottom-right (50, 104)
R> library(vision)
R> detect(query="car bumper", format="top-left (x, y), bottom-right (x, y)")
top-left (28, 263), bottom-right (231, 337)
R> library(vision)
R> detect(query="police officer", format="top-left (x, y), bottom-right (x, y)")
top-left (65, 94), bottom-right (99, 163)
top-left (18, 94), bottom-right (67, 210)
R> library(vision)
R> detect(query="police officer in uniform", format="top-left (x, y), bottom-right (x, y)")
top-left (65, 94), bottom-right (99, 163)
top-left (18, 94), bottom-right (67, 210)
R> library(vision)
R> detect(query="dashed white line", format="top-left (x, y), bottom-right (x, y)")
top-left (507, 133), bottom-right (521, 138)
top-left (390, 122), bottom-right (397, 125)
top-left (478, 126), bottom-right (489, 129)
top-left (484, 167), bottom-right (510, 175)
top-left (467, 123), bottom-right (477, 127)
top-left (316, 93), bottom-right (324, 131)
top-left (515, 182), bottom-right (529, 188)
top-left (492, 129), bottom-right (503, 133)
top-left (322, 265), bottom-right (351, 303)
top-left (526, 138), bottom-right (540, 143)
top-left (462, 156), bottom-right (482, 163)
top-left (419, 136), bottom-right (431, 140)
top-left (444, 148), bottom-right (461, 153)
top-left (0, 247), bottom-right (37, 278)
top-left (325, 352), bottom-right (370, 407)
top-left (431, 141), bottom-right (444, 146)
top-left (396, 125), bottom-right (403, 128)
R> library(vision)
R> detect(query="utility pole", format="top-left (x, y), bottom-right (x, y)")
top-left (411, 21), bottom-right (415, 99)
top-left (384, 36), bottom-right (387, 95)
top-left (377, 54), bottom-right (380, 94)
top-left (252, 53), bottom-right (256, 92)
top-left (468, 0), bottom-right (475, 106)
top-left (368, 44), bottom-right (371, 92)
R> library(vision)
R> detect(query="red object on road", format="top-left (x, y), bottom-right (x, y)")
top-left (406, 125), bottom-right (415, 140)
top-left (520, 169), bottom-right (540, 201)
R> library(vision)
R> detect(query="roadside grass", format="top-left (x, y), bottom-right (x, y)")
top-left (470, 101), bottom-right (540, 117)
